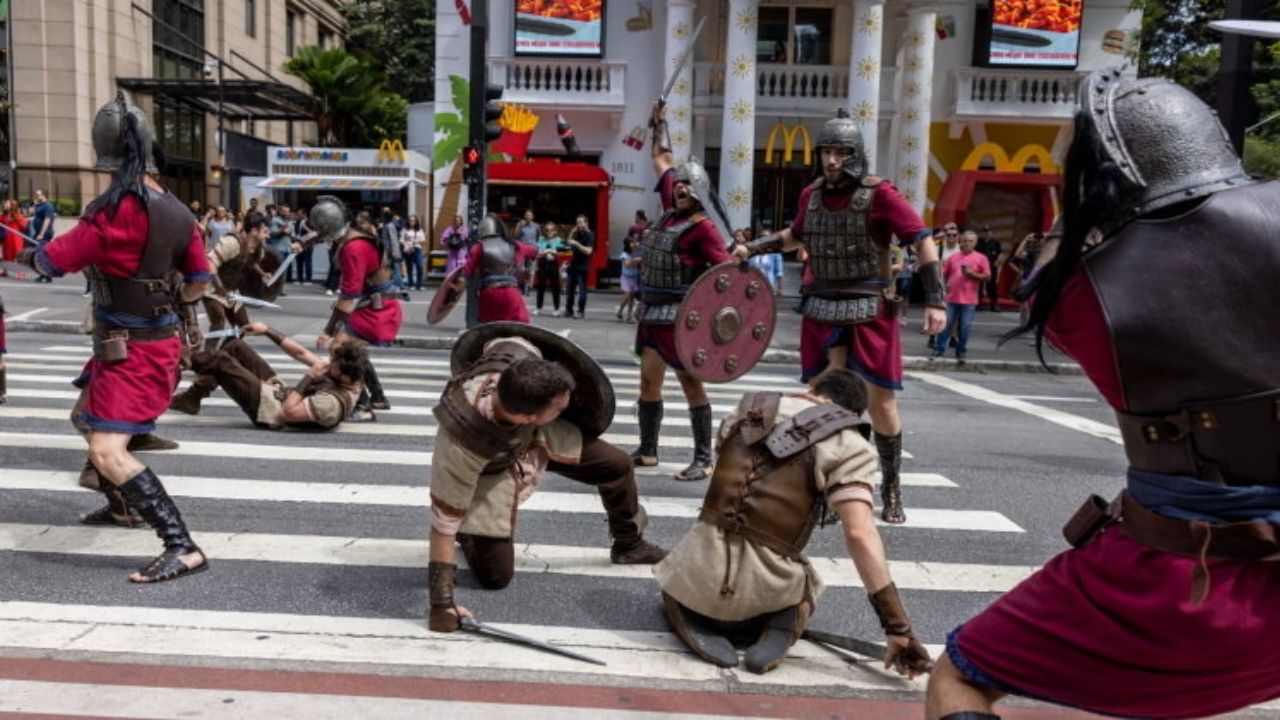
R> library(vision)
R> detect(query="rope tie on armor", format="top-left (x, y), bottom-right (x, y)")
top-left (1190, 520), bottom-right (1213, 605)
top-left (719, 533), bottom-right (738, 597)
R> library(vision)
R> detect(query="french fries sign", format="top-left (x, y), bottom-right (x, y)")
top-left (515, 0), bottom-right (605, 57)
top-left (989, 0), bottom-right (1083, 68)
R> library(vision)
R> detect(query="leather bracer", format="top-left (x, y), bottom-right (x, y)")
top-left (746, 233), bottom-right (784, 257)
top-left (323, 305), bottom-right (350, 337)
top-left (652, 118), bottom-right (672, 156)
top-left (427, 561), bottom-right (460, 632)
top-left (916, 261), bottom-right (945, 309)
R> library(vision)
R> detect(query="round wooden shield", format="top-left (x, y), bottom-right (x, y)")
top-left (427, 268), bottom-right (465, 325)
top-left (240, 252), bottom-right (286, 302)
top-left (674, 262), bottom-right (777, 383)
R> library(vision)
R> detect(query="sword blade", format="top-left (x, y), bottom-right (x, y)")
top-left (802, 629), bottom-right (888, 660)
top-left (459, 617), bottom-right (607, 666)
top-left (265, 252), bottom-right (298, 288)
top-left (226, 293), bottom-right (282, 310)
top-left (660, 16), bottom-right (708, 103)
top-left (202, 327), bottom-right (244, 340)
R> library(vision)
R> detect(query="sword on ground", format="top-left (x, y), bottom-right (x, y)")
top-left (459, 616), bottom-right (607, 666)
top-left (802, 628), bottom-right (935, 673)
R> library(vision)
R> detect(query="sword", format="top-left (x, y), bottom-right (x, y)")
top-left (802, 629), bottom-right (935, 673)
top-left (660, 16), bottom-right (707, 106)
top-left (459, 616), bottom-right (607, 666)
top-left (226, 293), bottom-right (283, 310)
top-left (203, 327), bottom-right (244, 340)
top-left (0, 220), bottom-right (39, 246)
top-left (265, 252), bottom-right (297, 288)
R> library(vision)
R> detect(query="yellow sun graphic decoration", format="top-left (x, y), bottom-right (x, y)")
top-left (852, 100), bottom-right (876, 125)
top-left (906, 30), bottom-right (926, 48)
top-left (857, 9), bottom-right (881, 35)
top-left (905, 55), bottom-right (924, 73)
top-left (857, 56), bottom-right (879, 80)
top-left (673, 22), bottom-right (690, 40)
top-left (672, 78), bottom-right (691, 96)
top-left (901, 136), bottom-right (920, 153)
top-left (902, 108), bottom-right (920, 126)
top-left (735, 8), bottom-right (757, 33)
top-left (673, 106), bottom-right (691, 123)
top-left (904, 81), bottom-right (922, 98)
top-left (673, 132), bottom-right (690, 148)
top-left (726, 186), bottom-right (751, 211)
top-left (730, 54), bottom-right (754, 79)
top-left (900, 164), bottom-right (920, 182)
top-left (729, 143), bottom-right (752, 167)
top-left (729, 99), bottom-right (753, 124)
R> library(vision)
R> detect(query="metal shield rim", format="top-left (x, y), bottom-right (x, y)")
top-left (427, 268), bottom-right (464, 325)
top-left (674, 261), bottom-right (777, 383)
top-left (449, 322), bottom-right (616, 439)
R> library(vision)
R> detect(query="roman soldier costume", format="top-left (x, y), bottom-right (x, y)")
top-left (21, 92), bottom-right (212, 582)
top-left (936, 70), bottom-right (1280, 720)
top-left (459, 213), bottom-right (537, 323)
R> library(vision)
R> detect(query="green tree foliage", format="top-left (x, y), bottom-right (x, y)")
top-left (283, 45), bottom-right (407, 146)
top-left (340, 0), bottom-right (436, 104)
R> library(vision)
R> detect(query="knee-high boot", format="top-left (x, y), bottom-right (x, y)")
top-left (117, 468), bottom-right (207, 583)
top-left (79, 466), bottom-right (142, 528)
top-left (676, 404), bottom-right (713, 482)
top-left (362, 358), bottom-right (389, 409)
top-left (595, 473), bottom-right (667, 564)
top-left (630, 399), bottom-right (663, 466)
top-left (0, 367), bottom-right (6, 404)
top-left (875, 431), bottom-right (906, 523)
top-left (169, 373), bottom-right (218, 415)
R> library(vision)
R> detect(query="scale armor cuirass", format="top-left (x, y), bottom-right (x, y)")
top-left (479, 236), bottom-right (518, 286)
top-left (800, 179), bottom-right (885, 323)
top-left (639, 214), bottom-right (704, 320)
top-left (1089, 180), bottom-right (1280, 487)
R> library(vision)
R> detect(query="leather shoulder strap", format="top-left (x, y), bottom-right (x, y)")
top-left (141, 191), bottom-right (192, 280)
top-left (735, 391), bottom-right (782, 446)
top-left (765, 403), bottom-right (866, 459)
top-left (431, 379), bottom-right (520, 459)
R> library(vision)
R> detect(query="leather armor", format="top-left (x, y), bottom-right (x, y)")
top-left (1088, 180), bottom-right (1280, 487)
top-left (701, 392), bottom-right (866, 558)
top-left (479, 236), bottom-right (519, 288)
top-left (801, 177), bottom-right (885, 323)
top-left (88, 190), bottom-right (190, 323)
top-left (432, 350), bottom-right (539, 475)
top-left (215, 235), bottom-right (262, 293)
top-left (639, 213), bottom-right (706, 318)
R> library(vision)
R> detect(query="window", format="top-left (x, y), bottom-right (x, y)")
top-left (245, 0), bottom-right (256, 38)
top-left (286, 8), bottom-right (298, 57)
top-left (152, 0), bottom-right (205, 79)
top-left (756, 5), bottom-right (834, 66)
top-left (318, 25), bottom-right (334, 49)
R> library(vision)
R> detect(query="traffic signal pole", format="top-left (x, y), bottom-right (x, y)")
top-left (465, 0), bottom-right (489, 328)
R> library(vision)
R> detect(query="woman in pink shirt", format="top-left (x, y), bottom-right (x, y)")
top-left (931, 231), bottom-right (990, 364)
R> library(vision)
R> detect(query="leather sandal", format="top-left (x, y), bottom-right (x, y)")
top-left (132, 548), bottom-right (208, 584)
top-left (80, 505), bottom-right (144, 528)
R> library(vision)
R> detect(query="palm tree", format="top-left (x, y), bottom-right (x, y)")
top-left (283, 46), bottom-right (384, 146)
top-left (432, 75), bottom-right (470, 247)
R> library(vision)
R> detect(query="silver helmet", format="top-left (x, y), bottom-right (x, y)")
top-left (91, 91), bottom-right (158, 173)
top-left (815, 110), bottom-right (868, 180)
top-left (477, 213), bottom-right (508, 241)
top-left (1081, 68), bottom-right (1250, 223)
top-left (672, 157), bottom-right (734, 247)
top-left (308, 195), bottom-right (350, 245)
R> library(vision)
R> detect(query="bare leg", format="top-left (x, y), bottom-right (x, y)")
top-left (925, 654), bottom-right (1006, 720)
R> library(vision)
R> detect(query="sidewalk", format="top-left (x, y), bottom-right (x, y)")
top-left (0, 272), bottom-right (1078, 374)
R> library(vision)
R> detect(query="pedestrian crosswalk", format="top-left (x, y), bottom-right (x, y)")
top-left (0, 336), bottom-right (1029, 712)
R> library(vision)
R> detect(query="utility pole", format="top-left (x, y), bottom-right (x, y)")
top-left (464, 0), bottom-right (488, 328)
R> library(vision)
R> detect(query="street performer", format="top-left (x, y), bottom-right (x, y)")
top-left (926, 70), bottom-right (1280, 720)
top-left (445, 213), bottom-right (537, 323)
top-left (655, 368), bottom-right (931, 675)
top-left (733, 110), bottom-right (946, 523)
top-left (170, 322), bottom-right (364, 430)
top-left (426, 322), bottom-right (667, 632)
top-left (633, 102), bottom-right (731, 482)
top-left (307, 195), bottom-right (399, 420)
top-left (18, 92), bottom-right (211, 582)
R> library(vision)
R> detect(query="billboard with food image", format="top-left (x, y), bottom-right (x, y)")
top-left (989, 0), bottom-right (1083, 68)
top-left (515, 0), bottom-right (606, 57)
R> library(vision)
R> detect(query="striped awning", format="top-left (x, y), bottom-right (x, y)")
top-left (257, 176), bottom-right (410, 190)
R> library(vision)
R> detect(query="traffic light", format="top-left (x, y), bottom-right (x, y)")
top-left (483, 83), bottom-right (505, 144)
top-left (462, 145), bottom-right (481, 167)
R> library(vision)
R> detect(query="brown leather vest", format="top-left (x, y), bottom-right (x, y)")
top-left (88, 190), bottom-right (191, 321)
top-left (701, 392), bottom-right (867, 558)
top-left (285, 374), bottom-right (358, 428)
top-left (431, 350), bottom-right (538, 474)
top-left (1086, 180), bottom-right (1280, 486)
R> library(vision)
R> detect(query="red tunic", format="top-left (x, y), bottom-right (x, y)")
top-left (950, 269), bottom-right (1280, 719)
top-left (462, 241), bottom-right (537, 323)
top-left (1, 212), bottom-right (27, 261)
top-left (635, 169), bottom-right (731, 369)
top-left (40, 193), bottom-right (210, 434)
top-left (791, 181), bottom-right (928, 390)
top-left (339, 237), bottom-right (403, 346)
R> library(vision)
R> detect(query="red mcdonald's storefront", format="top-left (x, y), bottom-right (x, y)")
top-left (487, 159), bottom-right (612, 288)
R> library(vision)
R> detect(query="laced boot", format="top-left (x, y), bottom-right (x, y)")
top-left (675, 404), bottom-right (713, 482)
top-left (118, 468), bottom-right (207, 583)
top-left (596, 472), bottom-right (666, 564)
top-left (169, 374), bottom-right (217, 416)
top-left (363, 358), bottom-right (390, 410)
top-left (875, 431), bottom-right (906, 524)
top-left (79, 482), bottom-right (143, 528)
top-left (630, 399), bottom-right (662, 467)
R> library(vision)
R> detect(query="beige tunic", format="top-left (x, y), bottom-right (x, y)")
top-left (430, 362), bottom-right (583, 539)
top-left (255, 380), bottom-right (359, 430)
top-left (204, 234), bottom-right (245, 306)
top-left (653, 395), bottom-right (880, 620)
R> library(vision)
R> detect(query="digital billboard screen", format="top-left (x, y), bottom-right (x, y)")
top-left (988, 0), bottom-right (1083, 68)
top-left (515, 1), bottom-right (605, 57)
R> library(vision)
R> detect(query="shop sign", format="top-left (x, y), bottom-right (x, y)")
top-left (275, 148), bottom-right (350, 163)
top-left (764, 123), bottom-right (812, 166)
top-left (376, 140), bottom-right (407, 164)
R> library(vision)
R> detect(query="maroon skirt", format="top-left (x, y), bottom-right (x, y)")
top-left (950, 525), bottom-right (1280, 719)
top-left (635, 322), bottom-right (681, 370)
top-left (74, 336), bottom-right (183, 434)
top-left (478, 287), bottom-right (529, 324)
top-left (799, 309), bottom-right (903, 390)
top-left (346, 300), bottom-right (403, 347)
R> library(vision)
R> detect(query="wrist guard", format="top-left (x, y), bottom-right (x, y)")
top-left (427, 561), bottom-right (460, 632)
top-left (264, 327), bottom-right (286, 346)
top-left (653, 119), bottom-right (672, 155)
top-left (323, 306), bottom-right (350, 337)
top-left (176, 300), bottom-right (202, 347)
top-left (917, 261), bottom-right (946, 308)
top-left (868, 583), bottom-right (913, 636)
top-left (746, 233), bottom-right (784, 257)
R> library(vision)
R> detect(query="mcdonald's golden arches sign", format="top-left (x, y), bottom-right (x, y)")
top-left (764, 123), bottom-right (812, 166)
top-left (376, 139), bottom-right (407, 164)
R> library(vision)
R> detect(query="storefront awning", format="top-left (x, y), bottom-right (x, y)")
top-left (487, 160), bottom-right (610, 188)
top-left (257, 176), bottom-right (411, 190)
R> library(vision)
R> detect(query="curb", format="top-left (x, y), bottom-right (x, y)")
top-left (8, 324), bottom-right (1082, 376)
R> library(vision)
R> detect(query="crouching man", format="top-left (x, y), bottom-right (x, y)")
top-left (427, 322), bottom-right (667, 632)
top-left (654, 368), bottom-right (931, 674)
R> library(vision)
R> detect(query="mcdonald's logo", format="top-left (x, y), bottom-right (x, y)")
top-left (960, 142), bottom-right (1059, 174)
top-left (376, 139), bottom-right (407, 164)
top-left (764, 122), bottom-right (812, 166)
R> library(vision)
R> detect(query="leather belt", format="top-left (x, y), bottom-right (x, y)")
top-left (93, 325), bottom-right (178, 343)
top-left (699, 507), bottom-right (803, 560)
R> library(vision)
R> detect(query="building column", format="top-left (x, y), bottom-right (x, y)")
top-left (717, 0), bottom-right (758, 230)
top-left (663, 0), bottom-right (696, 163)
top-left (893, 8), bottom-right (937, 214)
top-left (847, 0), bottom-right (885, 173)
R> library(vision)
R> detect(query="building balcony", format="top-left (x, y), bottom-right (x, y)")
top-left (692, 62), bottom-right (897, 117)
top-left (489, 57), bottom-right (627, 110)
top-left (952, 67), bottom-right (1082, 121)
